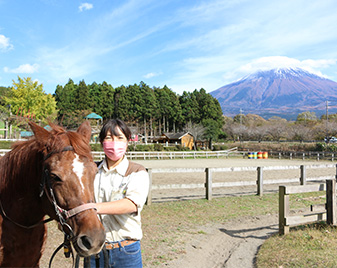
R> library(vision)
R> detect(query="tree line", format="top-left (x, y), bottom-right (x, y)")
top-left (224, 112), bottom-right (334, 142)
top-left (54, 79), bottom-right (224, 142)
top-left (0, 77), bottom-right (224, 145)
top-left (3, 77), bottom-right (337, 147)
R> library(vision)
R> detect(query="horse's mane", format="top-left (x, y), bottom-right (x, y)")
top-left (0, 124), bottom-right (92, 191)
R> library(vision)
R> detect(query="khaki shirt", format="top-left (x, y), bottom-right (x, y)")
top-left (94, 157), bottom-right (149, 242)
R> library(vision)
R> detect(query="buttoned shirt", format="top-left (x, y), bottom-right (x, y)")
top-left (94, 156), bottom-right (149, 242)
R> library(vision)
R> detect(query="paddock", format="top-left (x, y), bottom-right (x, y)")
top-left (135, 158), bottom-right (337, 203)
top-left (36, 157), bottom-right (337, 266)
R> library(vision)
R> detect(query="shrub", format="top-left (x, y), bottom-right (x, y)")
top-left (315, 143), bottom-right (325, 152)
top-left (315, 142), bottom-right (337, 152)
top-left (0, 141), bottom-right (13, 149)
top-left (164, 146), bottom-right (177, 151)
top-left (212, 144), bottom-right (229, 151)
top-left (153, 143), bottom-right (164, 151)
top-left (90, 143), bottom-right (103, 151)
top-left (134, 144), bottom-right (154, 152)
top-left (175, 145), bottom-right (190, 151)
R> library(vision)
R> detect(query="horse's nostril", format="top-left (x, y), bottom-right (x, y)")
top-left (79, 235), bottom-right (93, 250)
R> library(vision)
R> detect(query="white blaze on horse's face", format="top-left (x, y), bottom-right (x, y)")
top-left (72, 154), bottom-right (85, 193)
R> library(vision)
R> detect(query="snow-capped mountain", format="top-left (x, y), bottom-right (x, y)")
top-left (210, 68), bottom-right (337, 119)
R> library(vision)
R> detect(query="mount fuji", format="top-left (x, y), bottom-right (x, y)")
top-left (210, 68), bottom-right (337, 119)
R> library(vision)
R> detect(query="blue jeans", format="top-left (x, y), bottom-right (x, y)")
top-left (84, 240), bottom-right (142, 268)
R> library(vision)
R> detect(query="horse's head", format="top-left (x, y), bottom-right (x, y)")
top-left (29, 121), bottom-right (105, 257)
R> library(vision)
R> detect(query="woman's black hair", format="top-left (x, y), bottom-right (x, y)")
top-left (99, 119), bottom-right (132, 143)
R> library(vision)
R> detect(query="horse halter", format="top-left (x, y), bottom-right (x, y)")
top-left (41, 145), bottom-right (97, 240)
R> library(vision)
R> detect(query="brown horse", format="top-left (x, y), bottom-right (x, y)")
top-left (0, 121), bottom-right (105, 267)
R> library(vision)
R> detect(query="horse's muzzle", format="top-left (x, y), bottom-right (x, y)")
top-left (73, 228), bottom-right (106, 257)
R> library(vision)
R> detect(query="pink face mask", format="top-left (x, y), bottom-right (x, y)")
top-left (103, 141), bottom-right (127, 161)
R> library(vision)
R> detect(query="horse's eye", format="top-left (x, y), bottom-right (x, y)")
top-left (50, 173), bottom-right (62, 182)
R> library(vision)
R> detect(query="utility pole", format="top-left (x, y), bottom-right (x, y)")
top-left (240, 108), bottom-right (243, 125)
top-left (326, 100), bottom-right (329, 138)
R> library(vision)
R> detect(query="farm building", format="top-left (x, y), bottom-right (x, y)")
top-left (156, 132), bottom-right (194, 150)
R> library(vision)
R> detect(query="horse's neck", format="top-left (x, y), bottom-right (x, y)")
top-left (1, 153), bottom-right (45, 225)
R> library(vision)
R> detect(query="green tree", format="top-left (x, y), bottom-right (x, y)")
top-left (88, 81), bottom-right (115, 119)
top-left (180, 91), bottom-right (200, 124)
top-left (139, 82), bottom-right (158, 142)
top-left (155, 85), bottom-right (182, 133)
top-left (116, 84), bottom-right (141, 121)
top-left (54, 79), bottom-right (77, 122)
top-left (193, 88), bottom-right (223, 125)
top-left (4, 77), bottom-right (57, 123)
top-left (0, 86), bottom-right (11, 117)
top-left (202, 118), bottom-right (223, 149)
top-left (75, 80), bottom-right (90, 111)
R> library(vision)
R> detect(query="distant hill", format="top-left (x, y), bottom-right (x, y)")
top-left (210, 68), bottom-right (337, 120)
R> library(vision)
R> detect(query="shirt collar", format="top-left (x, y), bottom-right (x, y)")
top-left (100, 156), bottom-right (128, 176)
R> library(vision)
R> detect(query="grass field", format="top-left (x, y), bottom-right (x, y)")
top-left (0, 120), bottom-right (4, 137)
top-left (256, 222), bottom-right (337, 267)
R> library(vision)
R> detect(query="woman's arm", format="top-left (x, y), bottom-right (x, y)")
top-left (95, 198), bottom-right (137, 215)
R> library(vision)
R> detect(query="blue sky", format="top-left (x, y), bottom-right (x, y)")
top-left (0, 0), bottom-right (337, 95)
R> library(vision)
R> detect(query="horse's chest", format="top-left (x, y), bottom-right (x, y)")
top-left (0, 220), bottom-right (46, 267)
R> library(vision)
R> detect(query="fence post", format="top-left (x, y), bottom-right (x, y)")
top-left (326, 179), bottom-right (337, 226)
top-left (257, 167), bottom-right (263, 196)
top-left (300, 165), bottom-right (306, 185)
top-left (279, 186), bottom-right (290, 235)
top-left (146, 168), bottom-right (152, 206)
top-left (206, 168), bottom-right (212, 200)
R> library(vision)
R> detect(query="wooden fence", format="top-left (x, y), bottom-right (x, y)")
top-left (146, 164), bottom-right (337, 205)
top-left (279, 180), bottom-right (336, 235)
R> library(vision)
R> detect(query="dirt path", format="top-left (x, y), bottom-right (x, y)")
top-left (163, 214), bottom-right (278, 268)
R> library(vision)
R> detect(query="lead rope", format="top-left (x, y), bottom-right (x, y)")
top-left (82, 245), bottom-right (109, 268)
top-left (49, 235), bottom-right (75, 268)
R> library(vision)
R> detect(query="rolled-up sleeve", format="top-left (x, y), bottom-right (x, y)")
top-left (125, 170), bottom-right (149, 212)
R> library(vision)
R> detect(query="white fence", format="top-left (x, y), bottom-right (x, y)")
top-left (90, 148), bottom-right (240, 161)
top-left (0, 148), bottom-right (240, 159)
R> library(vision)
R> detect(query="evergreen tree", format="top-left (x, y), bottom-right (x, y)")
top-left (179, 91), bottom-right (200, 124)
top-left (75, 80), bottom-right (90, 111)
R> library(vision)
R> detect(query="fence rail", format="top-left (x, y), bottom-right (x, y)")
top-left (0, 148), bottom-right (239, 159)
top-left (279, 180), bottom-right (336, 235)
top-left (145, 163), bottom-right (337, 205)
top-left (2, 148), bottom-right (337, 161)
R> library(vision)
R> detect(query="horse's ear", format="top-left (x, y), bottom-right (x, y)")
top-left (77, 121), bottom-right (92, 143)
top-left (29, 121), bottom-right (51, 142)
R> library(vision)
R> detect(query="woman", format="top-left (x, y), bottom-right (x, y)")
top-left (85, 119), bottom-right (149, 268)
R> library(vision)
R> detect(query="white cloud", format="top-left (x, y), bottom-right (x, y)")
top-left (0, 34), bottom-right (13, 51)
top-left (79, 3), bottom-right (93, 12)
top-left (143, 72), bottom-right (161, 79)
top-left (4, 63), bottom-right (39, 74)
